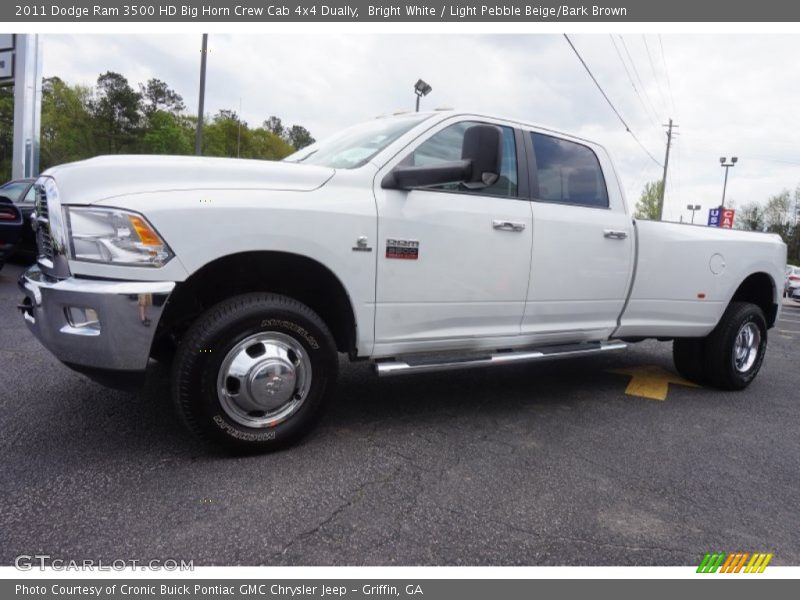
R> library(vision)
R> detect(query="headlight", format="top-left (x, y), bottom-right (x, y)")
top-left (65, 207), bottom-right (173, 267)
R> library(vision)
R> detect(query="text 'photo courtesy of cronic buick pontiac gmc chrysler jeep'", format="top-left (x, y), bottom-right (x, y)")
top-left (18, 111), bottom-right (787, 451)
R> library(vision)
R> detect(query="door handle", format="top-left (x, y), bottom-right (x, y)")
top-left (603, 229), bottom-right (628, 240)
top-left (493, 220), bottom-right (526, 232)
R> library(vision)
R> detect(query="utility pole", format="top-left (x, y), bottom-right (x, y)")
top-left (657, 118), bottom-right (678, 220)
top-left (195, 33), bottom-right (208, 156)
top-left (236, 97), bottom-right (242, 158)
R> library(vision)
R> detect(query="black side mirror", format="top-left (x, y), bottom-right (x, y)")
top-left (460, 124), bottom-right (503, 188)
top-left (381, 123), bottom-right (504, 190)
top-left (381, 159), bottom-right (471, 190)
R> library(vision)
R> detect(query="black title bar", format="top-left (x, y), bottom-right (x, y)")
top-left (6, 0), bottom-right (800, 22)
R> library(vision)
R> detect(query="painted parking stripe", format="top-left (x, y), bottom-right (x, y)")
top-left (776, 329), bottom-right (800, 335)
top-left (609, 365), bottom-right (700, 401)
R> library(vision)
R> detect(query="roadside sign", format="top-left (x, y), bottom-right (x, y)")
top-left (708, 207), bottom-right (735, 228)
top-left (721, 208), bottom-right (735, 228)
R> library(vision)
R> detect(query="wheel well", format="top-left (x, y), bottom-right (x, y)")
top-left (154, 252), bottom-right (357, 355)
top-left (730, 272), bottom-right (777, 328)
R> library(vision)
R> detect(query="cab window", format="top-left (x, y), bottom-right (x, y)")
top-left (531, 133), bottom-right (609, 208)
top-left (408, 122), bottom-right (518, 198)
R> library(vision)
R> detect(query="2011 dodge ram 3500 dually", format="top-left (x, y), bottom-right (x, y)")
top-left (19, 111), bottom-right (787, 451)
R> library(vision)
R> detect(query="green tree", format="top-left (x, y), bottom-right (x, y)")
top-left (286, 124), bottom-right (315, 150)
top-left (250, 128), bottom-right (295, 160)
top-left (139, 78), bottom-right (185, 116)
top-left (735, 202), bottom-right (765, 232)
top-left (263, 116), bottom-right (285, 138)
top-left (763, 190), bottom-right (792, 238)
top-left (40, 77), bottom-right (97, 170)
top-left (2, 71), bottom-right (315, 180)
top-left (91, 71), bottom-right (142, 153)
top-left (141, 110), bottom-right (193, 155)
top-left (634, 180), bottom-right (663, 220)
top-left (0, 85), bottom-right (13, 180)
top-left (202, 110), bottom-right (247, 158)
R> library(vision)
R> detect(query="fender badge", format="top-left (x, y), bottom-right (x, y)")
top-left (386, 239), bottom-right (419, 260)
top-left (352, 236), bottom-right (372, 252)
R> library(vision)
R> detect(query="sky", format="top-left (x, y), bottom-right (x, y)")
top-left (40, 33), bottom-right (800, 222)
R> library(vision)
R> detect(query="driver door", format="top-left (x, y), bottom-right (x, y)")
top-left (372, 120), bottom-right (532, 354)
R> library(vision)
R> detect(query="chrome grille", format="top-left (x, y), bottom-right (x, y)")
top-left (34, 183), bottom-right (54, 261)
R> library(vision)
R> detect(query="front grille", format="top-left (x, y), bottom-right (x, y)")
top-left (35, 183), bottom-right (54, 261)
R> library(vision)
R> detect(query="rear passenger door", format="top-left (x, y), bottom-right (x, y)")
top-left (521, 131), bottom-right (634, 342)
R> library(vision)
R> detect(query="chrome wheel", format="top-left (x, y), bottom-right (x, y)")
top-left (217, 332), bottom-right (312, 428)
top-left (733, 322), bottom-right (761, 373)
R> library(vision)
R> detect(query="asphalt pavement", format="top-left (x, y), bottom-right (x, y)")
top-left (1, 260), bottom-right (798, 566)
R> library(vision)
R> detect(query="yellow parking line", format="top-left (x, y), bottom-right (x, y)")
top-left (608, 365), bottom-right (700, 401)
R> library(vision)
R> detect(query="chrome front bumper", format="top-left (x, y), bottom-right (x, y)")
top-left (19, 265), bottom-right (175, 372)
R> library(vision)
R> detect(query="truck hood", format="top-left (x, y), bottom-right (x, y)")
top-left (42, 155), bottom-right (336, 205)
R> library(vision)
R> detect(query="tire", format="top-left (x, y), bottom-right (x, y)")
top-left (672, 338), bottom-right (707, 385)
top-left (702, 301), bottom-right (767, 391)
top-left (172, 293), bottom-right (338, 452)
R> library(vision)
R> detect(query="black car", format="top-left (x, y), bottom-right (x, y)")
top-left (0, 178), bottom-right (36, 252)
top-left (0, 195), bottom-right (23, 272)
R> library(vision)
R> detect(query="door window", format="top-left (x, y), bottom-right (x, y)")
top-left (531, 133), bottom-right (609, 208)
top-left (408, 122), bottom-right (518, 197)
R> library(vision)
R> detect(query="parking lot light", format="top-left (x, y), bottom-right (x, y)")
top-left (414, 79), bottom-right (432, 112)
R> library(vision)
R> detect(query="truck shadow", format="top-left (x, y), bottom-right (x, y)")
top-left (16, 343), bottom-right (672, 459)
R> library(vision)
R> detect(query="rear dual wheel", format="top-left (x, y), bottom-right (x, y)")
top-left (673, 301), bottom-right (767, 390)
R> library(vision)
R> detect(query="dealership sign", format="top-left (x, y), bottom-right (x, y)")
top-left (708, 207), bottom-right (735, 228)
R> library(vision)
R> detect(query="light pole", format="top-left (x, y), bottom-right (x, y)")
top-left (719, 156), bottom-right (738, 208)
top-left (195, 33), bottom-right (208, 156)
top-left (687, 203), bottom-right (701, 224)
top-left (414, 79), bottom-right (432, 112)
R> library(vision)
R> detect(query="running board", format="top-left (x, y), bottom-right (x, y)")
top-left (375, 341), bottom-right (627, 377)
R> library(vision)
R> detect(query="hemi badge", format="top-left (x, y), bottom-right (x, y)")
top-left (352, 236), bottom-right (372, 252)
top-left (386, 239), bottom-right (419, 260)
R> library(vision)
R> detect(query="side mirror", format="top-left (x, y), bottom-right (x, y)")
top-left (460, 124), bottom-right (503, 188)
top-left (381, 123), bottom-right (503, 190)
top-left (381, 159), bottom-right (470, 190)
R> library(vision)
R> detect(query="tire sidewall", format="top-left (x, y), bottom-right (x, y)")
top-left (177, 298), bottom-right (337, 450)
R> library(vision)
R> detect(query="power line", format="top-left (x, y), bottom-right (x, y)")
top-left (657, 35), bottom-right (676, 115)
top-left (642, 35), bottom-right (669, 116)
top-left (608, 34), bottom-right (659, 128)
top-left (618, 35), bottom-right (662, 123)
top-left (563, 34), bottom-right (662, 168)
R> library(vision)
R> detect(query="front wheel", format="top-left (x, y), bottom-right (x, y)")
top-left (172, 293), bottom-right (338, 452)
top-left (703, 302), bottom-right (768, 390)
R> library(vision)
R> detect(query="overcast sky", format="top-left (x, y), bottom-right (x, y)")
top-left (40, 33), bottom-right (800, 222)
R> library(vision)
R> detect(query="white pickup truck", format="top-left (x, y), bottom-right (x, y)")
top-left (19, 111), bottom-right (786, 451)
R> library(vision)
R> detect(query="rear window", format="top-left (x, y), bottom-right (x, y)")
top-left (0, 181), bottom-right (29, 203)
top-left (530, 133), bottom-right (609, 208)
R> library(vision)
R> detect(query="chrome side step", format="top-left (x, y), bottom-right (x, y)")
top-left (375, 341), bottom-right (627, 377)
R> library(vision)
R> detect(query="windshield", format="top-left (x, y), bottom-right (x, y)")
top-left (285, 114), bottom-right (433, 169)
top-left (0, 181), bottom-right (30, 202)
